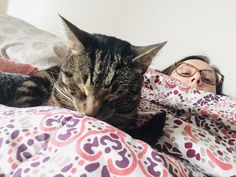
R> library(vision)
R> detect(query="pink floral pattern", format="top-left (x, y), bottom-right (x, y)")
top-left (0, 69), bottom-right (235, 177)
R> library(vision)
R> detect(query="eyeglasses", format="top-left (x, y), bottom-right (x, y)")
top-left (173, 62), bottom-right (224, 85)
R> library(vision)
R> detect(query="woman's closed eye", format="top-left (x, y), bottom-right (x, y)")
top-left (177, 67), bottom-right (194, 77)
top-left (202, 77), bottom-right (214, 84)
top-left (180, 71), bottom-right (192, 77)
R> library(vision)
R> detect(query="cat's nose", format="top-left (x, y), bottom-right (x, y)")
top-left (84, 98), bottom-right (101, 117)
top-left (85, 108), bottom-right (98, 117)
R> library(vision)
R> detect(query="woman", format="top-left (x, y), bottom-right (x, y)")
top-left (162, 55), bottom-right (224, 95)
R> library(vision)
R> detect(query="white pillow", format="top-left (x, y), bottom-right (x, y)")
top-left (0, 15), bottom-right (68, 69)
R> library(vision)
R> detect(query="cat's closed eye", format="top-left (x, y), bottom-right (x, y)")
top-left (62, 70), bottom-right (73, 77)
top-left (68, 85), bottom-right (87, 99)
top-left (69, 87), bottom-right (76, 95)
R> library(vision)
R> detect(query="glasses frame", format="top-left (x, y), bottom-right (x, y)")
top-left (173, 62), bottom-right (224, 85)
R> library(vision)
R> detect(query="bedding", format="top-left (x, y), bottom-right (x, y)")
top-left (0, 70), bottom-right (235, 177)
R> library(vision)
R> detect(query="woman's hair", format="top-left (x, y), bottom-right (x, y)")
top-left (161, 55), bottom-right (224, 95)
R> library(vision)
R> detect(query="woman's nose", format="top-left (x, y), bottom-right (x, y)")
top-left (190, 73), bottom-right (203, 85)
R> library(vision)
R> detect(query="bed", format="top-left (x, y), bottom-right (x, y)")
top-left (0, 15), bottom-right (235, 177)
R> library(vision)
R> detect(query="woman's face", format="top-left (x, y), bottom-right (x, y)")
top-left (170, 59), bottom-right (217, 94)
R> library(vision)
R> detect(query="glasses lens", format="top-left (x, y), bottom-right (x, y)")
top-left (201, 70), bottom-right (217, 85)
top-left (175, 63), bottom-right (196, 77)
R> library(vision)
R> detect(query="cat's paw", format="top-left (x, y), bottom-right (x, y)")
top-left (124, 111), bottom-right (166, 146)
top-left (139, 110), bottom-right (166, 145)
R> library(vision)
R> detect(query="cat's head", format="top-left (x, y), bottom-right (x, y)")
top-left (56, 15), bottom-right (166, 128)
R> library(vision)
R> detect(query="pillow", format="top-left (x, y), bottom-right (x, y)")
top-left (0, 15), bottom-right (68, 69)
top-left (0, 57), bottom-right (38, 75)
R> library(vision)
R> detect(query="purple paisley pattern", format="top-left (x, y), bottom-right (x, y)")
top-left (0, 69), bottom-right (235, 176)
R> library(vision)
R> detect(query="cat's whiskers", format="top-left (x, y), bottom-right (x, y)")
top-left (118, 83), bottom-right (139, 87)
top-left (53, 87), bottom-right (75, 109)
top-left (105, 112), bottom-right (136, 128)
top-left (49, 72), bottom-right (60, 85)
top-left (49, 70), bottom-right (60, 75)
top-left (117, 89), bottom-right (137, 95)
top-left (54, 84), bottom-right (73, 103)
top-left (51, 75), bottom-right (73, 105)
top-left (112, 112), bottom-right (136, 120)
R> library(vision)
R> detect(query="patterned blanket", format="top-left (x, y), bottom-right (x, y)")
top-left (0, 70), bottom-right (235, 177)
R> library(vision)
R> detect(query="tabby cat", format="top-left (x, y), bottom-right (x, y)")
top-left (0, 72), bottom-right (28, 104)
top-left (2, 16), bottom-right (166, 144)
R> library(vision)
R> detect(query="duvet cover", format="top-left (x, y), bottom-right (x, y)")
top-left (0, 70), bottom-right (235, 177)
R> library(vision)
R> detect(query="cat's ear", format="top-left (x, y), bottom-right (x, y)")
top-left (132, 41), bottom-right (167, 73)
top-left (59, 15), bottom-right (91, 55)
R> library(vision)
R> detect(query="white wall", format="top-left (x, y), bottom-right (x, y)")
top-left (6, 0), bottom-right (236, 97)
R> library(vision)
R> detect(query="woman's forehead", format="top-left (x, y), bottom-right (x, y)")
top-left (184, 59), bottom-right (213, 70)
